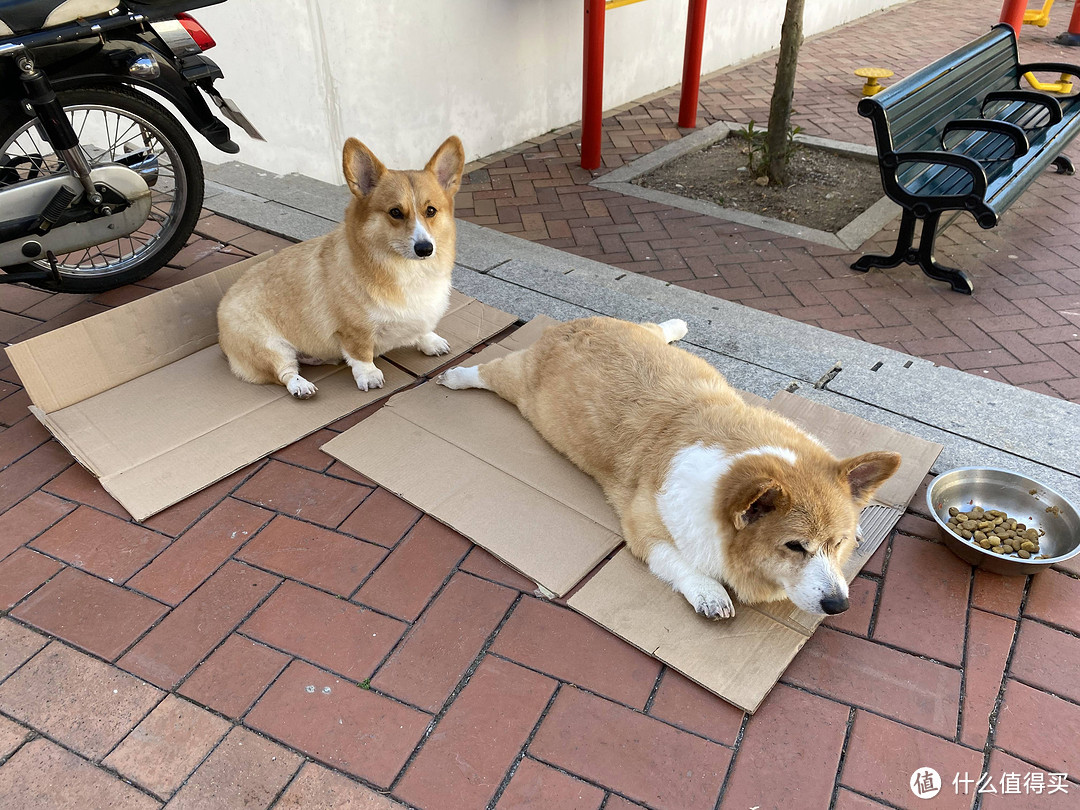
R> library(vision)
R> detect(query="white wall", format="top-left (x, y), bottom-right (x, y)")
top-left (191, 0), bottom-right (906, 183)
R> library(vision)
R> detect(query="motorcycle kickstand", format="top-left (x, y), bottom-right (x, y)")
top-left (44, 251), bottom-right (61, 285)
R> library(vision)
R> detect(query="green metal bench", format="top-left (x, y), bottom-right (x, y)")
top-left (853, 25), bottom-right (1080, 293)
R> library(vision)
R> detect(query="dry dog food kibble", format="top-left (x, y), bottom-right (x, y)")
top-left (945, 507), bottom-right (1049, 560)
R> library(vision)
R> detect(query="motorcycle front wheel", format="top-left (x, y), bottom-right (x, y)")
top-left (0, 85), bottom-right (204, 293)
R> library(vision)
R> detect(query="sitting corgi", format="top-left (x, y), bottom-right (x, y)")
top-left (218, 135), bottom-right (466, 398)
top-left (437, 316), bottom-right (901, 618)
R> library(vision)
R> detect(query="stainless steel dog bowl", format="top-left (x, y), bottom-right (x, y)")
top-left (926, 467), bottom-right (1080, 576)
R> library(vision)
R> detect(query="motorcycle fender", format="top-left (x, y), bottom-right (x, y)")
top-left (34, 39), bottom-right (237, 151)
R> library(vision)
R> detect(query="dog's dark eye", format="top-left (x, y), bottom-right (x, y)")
top-left (425, 206), bottom-right (437, 218)
top-left (389, 207), bottom-right (405, 220)
top-left (785, 541), bottom-right (807, 554)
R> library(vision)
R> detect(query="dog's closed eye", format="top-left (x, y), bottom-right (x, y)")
top-left (785, 541), bottom-right (807, 554)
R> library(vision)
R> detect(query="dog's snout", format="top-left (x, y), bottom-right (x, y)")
top-left (820, 593), bottom-right (850, 615)
top-left (414, 241), bottom-right (434, 258)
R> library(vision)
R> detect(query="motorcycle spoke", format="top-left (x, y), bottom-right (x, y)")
top-left (73, 109), bottom-right (90, 146)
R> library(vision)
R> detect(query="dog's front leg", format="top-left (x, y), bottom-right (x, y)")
top-left (647, 544), bottom-right (736, 619)
top-left (623, 491), bottom-right (735, 619)
top-left (415, 332), bottom-right (451, 356)
top-left (337, 328), bottom-right (384, 392)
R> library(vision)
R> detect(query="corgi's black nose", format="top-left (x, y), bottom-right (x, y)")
top-left (414, 241), bottom-right (433, 258)
top-left (820, 594), bottom-right (849, 615)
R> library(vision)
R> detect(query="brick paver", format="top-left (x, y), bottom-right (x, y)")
top-left (872, 533), bottom-right (972, 665)
top-left (841, 710), bottom-right (983, 809)
top-left (177, 634), bottom-right (290, 719)
top-left (0, 641), bottom-right (162, 760)
top-left (13, 567), bottom-right (167, 660)
top-left (165, 726), bottom-right (301, 810)
top-left (718, 684), bottom-right (849, 810)
top-left (245, 660), bottom-right (428, 788)
top-left (491, 594), bottom-right (661, 710)
top-left (530, 686), bottom-right (730, 810)
top-left (103, 694), bottom-right (230, 800)
top-left (0, 738), bottom-right (160, 810)
top-left (960, 609), bottom-right (1018, 749)
top-left (2, 0), bottom-right (1080, 804)
top-left (394, 656), bottom-right (557, 810)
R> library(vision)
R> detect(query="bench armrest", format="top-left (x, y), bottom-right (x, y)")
top-left (982, 91), bottom-right (1063, 125)
top-left (942, 119), bottom-right (1029, 158)
top-left (887, 150), bottom-right (988, 198)
top-left (1018, 62), bottom-right (1080, 82)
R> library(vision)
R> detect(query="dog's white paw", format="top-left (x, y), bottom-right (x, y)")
top-left (435, 365), bottom-right (483, 390)
top-left (286, 375), bottom-right (318, 399)
top-left (659, 318), bottom-right (688, 343)
top-left (687, 579), bottom-right (735, 620)
top-left (417, 332), bottom-right (451, 356)
top-left (352, 364), bottom-right (385, 392)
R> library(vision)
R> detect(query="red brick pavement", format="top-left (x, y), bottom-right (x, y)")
top-left (0, 213), bottom-right (1078, 807)
top-left (3, 0), bottom-right (1080, 805)
top-left (453, 0), bottom-right (1080, 404)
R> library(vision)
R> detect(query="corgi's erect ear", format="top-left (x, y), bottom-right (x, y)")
top-left (839, 451), bottom-right (902, 505)
top-left (343, 138), bottom-right (386, 199)
top-left (426, 135), bottom-right (465, 196)
top-left (730, 478), bottom-right (786, 530)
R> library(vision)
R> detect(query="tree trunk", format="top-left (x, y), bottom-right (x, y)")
top-left (765, 0), bottom-right (805, 185)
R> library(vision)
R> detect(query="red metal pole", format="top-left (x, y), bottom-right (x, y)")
top-left (999, 0), bottom-right (1027, 31)
top-left (1057, 0), bottom-right (1080, 44)
top-left (581, 0), bottom-right (606, 170)
top-left (678, 0), bottom-right (708, 128)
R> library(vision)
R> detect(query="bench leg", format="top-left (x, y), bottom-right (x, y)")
top-left (1053, 154), bottom-right (1075, 175)
top-left (914, 211), bottom-right (974, 295)
top-left (851, 209), bottom-right (974, 294)
top-left (851, 208), bottom-right (918, 272)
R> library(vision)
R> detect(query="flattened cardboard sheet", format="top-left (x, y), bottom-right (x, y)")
top-left (567, 549), bottom-right (809, 713)
top-left (5, 252), bottom-right (516, 521)
top-left (9, 255), bottom-right (260, 414)
top-left (34, 351), bottom-right (413, 521)
top-left (323, 315), bottom-right (943, 711)
top-left (322, 342), bottom-right (622, 597)
top-left (768, 390), bottom-right (943, 510)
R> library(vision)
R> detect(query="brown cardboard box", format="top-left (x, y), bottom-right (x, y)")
top-left (323, 315), bottom-right (942, 712)
top-left (5, 252), bottom-right (516, 521)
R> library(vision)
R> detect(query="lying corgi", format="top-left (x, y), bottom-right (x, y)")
top-left (437, 317), bottom-right (901, 618)
top-left (218, 135), bottom-right (466, 398)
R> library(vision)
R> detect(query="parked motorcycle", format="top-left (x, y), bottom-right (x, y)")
top-left (0, 0), bottom-right (260, 293)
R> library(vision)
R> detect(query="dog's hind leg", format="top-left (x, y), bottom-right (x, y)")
top-left (435, 364), bottom-right (488, 390)
top-left (638, 319), bottom-right (688, 344)
top-left (436, 350), bottom-right (529, 405)
top-left (265, 338), bottom-right (318, 399)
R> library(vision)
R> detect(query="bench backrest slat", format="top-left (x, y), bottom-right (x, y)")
top-left (859, 26), bottom-right (1020, 155)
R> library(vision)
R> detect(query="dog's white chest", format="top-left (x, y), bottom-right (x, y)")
top-left (657, 443), bottom-right (731, 577)
top-left (371, 279), bottom-right (451, 353)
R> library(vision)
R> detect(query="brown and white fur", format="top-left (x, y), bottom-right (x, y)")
top-left (437, 317), bottom-right (901, 618)
top-left (217, 135), bottom-right (466, 398)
